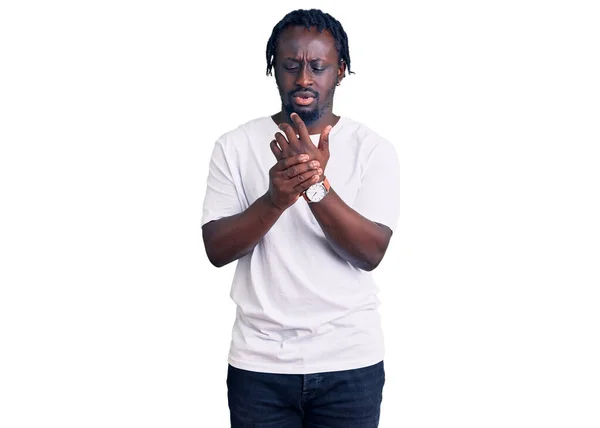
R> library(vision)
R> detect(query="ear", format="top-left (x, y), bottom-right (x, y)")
top-left (337, 59), bottom-right (347, 85)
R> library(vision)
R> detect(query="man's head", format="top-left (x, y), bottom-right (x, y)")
top-left (266, 9), bottom-right (352, 125)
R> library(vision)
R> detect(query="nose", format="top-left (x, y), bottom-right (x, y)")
top-left (295, 64), bottom-right (313, 88)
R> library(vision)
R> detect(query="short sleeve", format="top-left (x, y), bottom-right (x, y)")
top-left (201, 140), bottom-right (243, 226)
top-left (352, 140), bottom-right (400, 232)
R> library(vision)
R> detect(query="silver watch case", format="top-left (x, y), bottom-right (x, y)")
top-left (305, 181), bottom-right (329, 203)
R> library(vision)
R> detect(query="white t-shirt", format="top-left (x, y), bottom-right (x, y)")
top-left (201, 115), bottom-right (399, 374)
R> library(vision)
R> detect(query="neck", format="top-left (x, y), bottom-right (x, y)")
top-left (273, 109), bottom-right (340, 135)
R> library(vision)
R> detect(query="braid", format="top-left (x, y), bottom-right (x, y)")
top-left (265, 9), bottom-right (353, 76)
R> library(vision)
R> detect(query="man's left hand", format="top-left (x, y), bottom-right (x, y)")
top-left (271, 112), bottom-right (331, 182)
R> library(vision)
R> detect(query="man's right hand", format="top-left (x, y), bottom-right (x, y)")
top-left (266, 154), bottom-right (322, 211)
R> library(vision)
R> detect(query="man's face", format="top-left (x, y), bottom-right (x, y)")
top-left (274, 26), bottom-right (345, 125)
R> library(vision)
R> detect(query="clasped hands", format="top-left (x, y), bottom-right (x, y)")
top-left (266, 113), bottom-right (332, 211)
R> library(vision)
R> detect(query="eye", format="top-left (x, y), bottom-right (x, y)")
top-left (312, 67), bottom-right (325, 73)
top-left (283, 64), bottom-right (299, 72)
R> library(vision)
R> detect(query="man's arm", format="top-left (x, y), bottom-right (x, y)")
top-left (202, 193), bottom-right (283, 267)
top-left (275, 113), bottom-right (399, 271)
top-left (308, 188), bottom-right (392, 271)
top-left (202, 154), bottom-right (323, 267)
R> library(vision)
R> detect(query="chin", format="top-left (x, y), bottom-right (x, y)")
top-left (284, 103), bottom-right (322, 125)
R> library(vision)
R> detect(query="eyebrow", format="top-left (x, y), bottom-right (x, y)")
top-left (283, 57), bottom-right (325, 62)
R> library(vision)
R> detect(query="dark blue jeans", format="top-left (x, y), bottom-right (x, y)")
top-left (227, 361), bottom-right (385, 427)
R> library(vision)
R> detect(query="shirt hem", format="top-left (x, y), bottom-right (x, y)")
top-left (227, 352), bottom-right (385, 375)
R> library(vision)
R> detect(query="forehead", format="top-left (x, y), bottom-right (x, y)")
top-left (276, 26), bottom-right (338, 61)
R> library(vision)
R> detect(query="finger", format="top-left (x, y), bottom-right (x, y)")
top-left (290, 112), bottom-right (311, 144)
top-left (274, 132), bottom-right (290, 155)
top-left (292, 173), bottom-right (321, 193)
top-left (293, 167), bottom-right (323, 183)
top-left (274, 154), bottom-right (310, 171)
top-left (290, 168), bottom-right (321, 189)
top-left (278, 122), bottom-right (300, 147)
top-left (284, 160), bottom-right (320, 179)
top-left (284, 167), bottom-right (320, 186)
top-left (269, 139), bottom-right (282, 160)
top-left (318, 125), bottom-right (332, 152)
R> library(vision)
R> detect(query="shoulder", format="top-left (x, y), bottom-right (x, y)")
top-left (338, 117), bottom-right (396, 155)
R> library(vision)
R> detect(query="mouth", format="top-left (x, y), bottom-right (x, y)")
top-left (293, 96), bottom-right (315, 106)
top-left (291, 91), bottom-right (317, 107)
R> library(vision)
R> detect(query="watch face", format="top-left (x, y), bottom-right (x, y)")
top-left (306, 183), bottom-right (326, 202)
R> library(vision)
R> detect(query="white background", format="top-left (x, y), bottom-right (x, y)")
top-left (1, 1), bottom-right (599, 427)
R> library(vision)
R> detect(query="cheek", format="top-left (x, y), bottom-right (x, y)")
top-left (274, 79), bottom-right (286, 96)
top-left (320, 74), bottom-right (337, 95)
top-left (275, 74), bottom-right (293, 92)
top-left (323, 82), bottom-right (336, 99)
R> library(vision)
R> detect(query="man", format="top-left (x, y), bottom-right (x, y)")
top-left (201, 8), bottom-right (399, 427)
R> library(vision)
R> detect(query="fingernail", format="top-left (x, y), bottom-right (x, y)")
top-left (300, 155), bottom-right (309, 161)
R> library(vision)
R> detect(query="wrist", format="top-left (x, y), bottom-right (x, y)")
top-left (303, 176), bottom-right (331, 203)
top-left (319, 166), bottom-right (327, 182)
top-left (261, 192), bottom-right (285, 215)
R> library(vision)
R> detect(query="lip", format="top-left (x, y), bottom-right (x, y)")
top-left (292, 91), bottom-right (317, 98)
top-left (293, 96), bottom-right (315, 106)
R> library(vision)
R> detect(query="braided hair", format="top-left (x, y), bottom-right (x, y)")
top-left (265, 9), bottom-right (353, 77)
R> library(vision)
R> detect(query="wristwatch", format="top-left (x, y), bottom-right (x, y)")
top-left (303, 177), bottom-right (330, 203)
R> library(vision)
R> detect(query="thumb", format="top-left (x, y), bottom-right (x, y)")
top-left (318, 125), bottom-right (332, 152)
